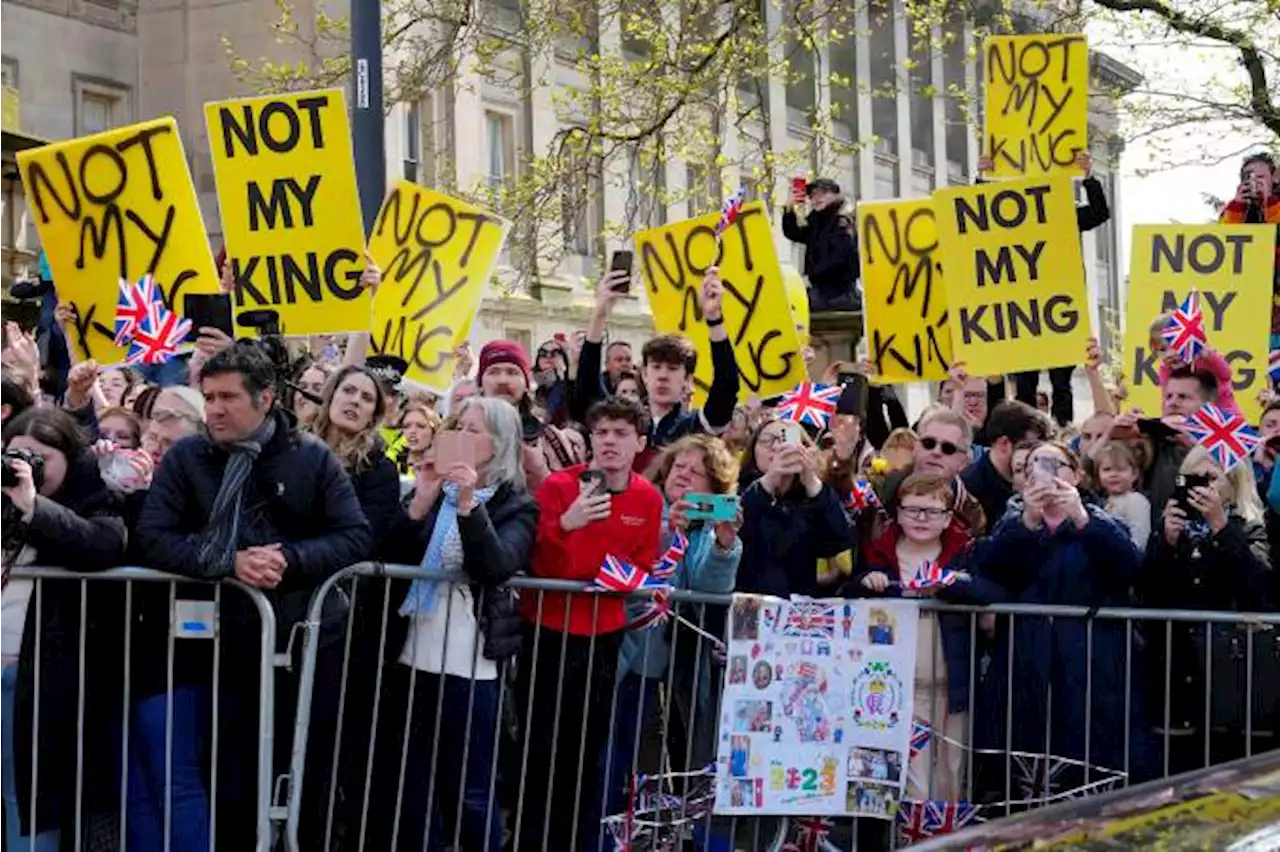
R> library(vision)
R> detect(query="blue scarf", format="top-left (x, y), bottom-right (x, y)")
top-left (399, 482), bottom-right (498, 616)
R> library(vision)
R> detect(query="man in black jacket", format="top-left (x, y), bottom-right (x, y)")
top-left (960, 400), bottom-right (1053, 527)
top-left (782, 177), bottom-right (860, 311)
top-left (137, 342), bottom-right (371, 849)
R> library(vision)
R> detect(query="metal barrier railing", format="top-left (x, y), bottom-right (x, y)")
top-left (280, 563), bottom-right (1280, 852)
top-left (7, 566), bottom-right (278, 852)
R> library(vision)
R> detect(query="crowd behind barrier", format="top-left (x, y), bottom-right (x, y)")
top-left (2, 151), bottom-right (1280, 852)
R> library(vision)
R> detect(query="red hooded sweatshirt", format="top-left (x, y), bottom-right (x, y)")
top-left (524, 463), bottom-right (663, 635)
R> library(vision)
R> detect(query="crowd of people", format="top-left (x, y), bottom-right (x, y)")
top-left (0, 156), bottom-right (1278, 852)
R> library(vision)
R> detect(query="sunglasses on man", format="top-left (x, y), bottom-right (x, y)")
top-left (920, 436), bottom-right (962, 456)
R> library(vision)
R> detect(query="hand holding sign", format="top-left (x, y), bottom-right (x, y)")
top-left (700, 267), bottom-right (725, 324)
top-left (361, 251), bottom-right (381, 296)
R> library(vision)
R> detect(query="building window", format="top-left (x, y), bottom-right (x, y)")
top-left (73, 76), bottom-right (130, 135)
top-left (485, 110), bottom-right (516, 209)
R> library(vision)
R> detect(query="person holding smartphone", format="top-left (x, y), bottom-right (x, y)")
top-left (1219, 153), bottom-right (1280, 347)
top-left (517, 396), bottom-right (662, 852)
top-left (782, 177), bottom-right (860, 312)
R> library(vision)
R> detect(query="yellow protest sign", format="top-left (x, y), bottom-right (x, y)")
top-left (366, 181), bottom-right (509, 390)
top-left (783, 267), bottom-right (809, 346)
top-left (204, 89), bottom-right (368, 336)
top-left (857, 198), bottom-right (952, 383)
top-left (984, 34), bottom-right (1088, 179)
top-left (933, 177), bottom-right (1089, 375)
top-left (1123, 225), bottom-right (1274, 423)
top-left (16, 118), bottom-right (219, 363)
top-left (636, 202), bottom-right (807, 404)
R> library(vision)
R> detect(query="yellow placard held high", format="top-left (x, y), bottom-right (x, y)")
top-left (366, 181), bottom-right (510, 390)
top-left (984, 34), bottom-right (1088, 179)
top-left (17, 118), bottom-right (219, 363)
top-left (204, 89), bottom-right (368, 336)
top-left (857, 198), bottom-right (952, 383)
top-left (1123, 225), bottom-right (1274, 423)
top-left (934, 177), bottom-right (1090, 375)
top-left (636, 202), bottom-right (806, 404)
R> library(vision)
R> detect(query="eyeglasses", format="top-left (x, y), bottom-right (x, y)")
top-left (537, 348), bottom-right (559, 359)
top-left (920, 436), bottom-right (962, 456)
top-left (898, 506), bottom-right (952, 521)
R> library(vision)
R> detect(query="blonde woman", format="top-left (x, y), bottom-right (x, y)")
top-left (397, 400), bottom-right (441, 475)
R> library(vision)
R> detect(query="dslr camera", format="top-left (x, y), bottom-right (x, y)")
top-left (2, 448), bottom-right (45, 490)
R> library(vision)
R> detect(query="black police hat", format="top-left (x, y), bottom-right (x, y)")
top-left (366, 355), bottom-right (408, 390)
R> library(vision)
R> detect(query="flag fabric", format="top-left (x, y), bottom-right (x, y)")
top-left (126, 302), bottom-right (190, 366)
top-left (590, 555), bottom-right (669, 595)
top-left (650, 530), bottom-right (689, 580)
top-left (896, 800), bottom-right (930, 845)
top-left (924, 800), bottom-right (978, 835)
top-left (776, 382), bottom-right (842, 429)
top-left (845, 480), bottom-right (880, 515)
top-left (909, 719), bottom-right (930, 758)
top-left (714, 185), bottom-right (747, 238)
top-left (793, 815), bottom-right (834, 852)
top-left (113, 275), bottom-right (160, 346)
top-left (629, 591), bottom-right (672, 632)
top-left (1182, 402), bottom-right (1261, 473)
top-left (1160, 290), bottom-right (1208, 363)
top-left (901, 560), bottom-right (958, 592)
top-left (1269, 349), bottom-right (1280, 387)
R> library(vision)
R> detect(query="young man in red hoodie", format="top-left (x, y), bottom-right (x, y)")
top-left (516, 396), bottom-right (663, 852)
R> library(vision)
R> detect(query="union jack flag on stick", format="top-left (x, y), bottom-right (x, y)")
top-left (589, 555), bottom-right (669, 595)
top-left (1182, 402), bottom-right (1260, 473)
top-left (901, 559), bottom-right (958, 592)
top-left (126, 302), bottom-right (190, 365)
top-left (845, 480), bottom-right (880, 515)
top-left (114, 274), bottom-right (160, 346)
top-left (714, 186), bottom-right (747, 239)
top-left (776, 382), bottom-right (841, 429)
top-left (650, 530), bottom-right (688, 580)
top-left (1160, 290), bottom-right (1208, 363)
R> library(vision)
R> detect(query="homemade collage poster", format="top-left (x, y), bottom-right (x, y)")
top-left (713, 595), bottom-right (919, 819)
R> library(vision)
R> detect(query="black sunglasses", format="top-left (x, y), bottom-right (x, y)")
top-left (920, 436), bottom-right (961, 456)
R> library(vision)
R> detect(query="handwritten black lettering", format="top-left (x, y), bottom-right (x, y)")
top-left (986, 35), bottom-right (1085, 173)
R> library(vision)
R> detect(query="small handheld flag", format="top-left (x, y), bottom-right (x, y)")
top-left (845, 480), bottom-right (880, 515)
top-left (900, 559), bottom-right (958, 593)
top-left (1182, 402), bottom-right (1260, 473)
top-left (776, 382), bottom-right (842, 429)
top-left (589, 555), bottom-right (669, 594)
top-left (114, 275), bottom-right (160, 346)
top-left (651, 530), bottom-right (689, 580)
top-left (126, 302), bottom-right (191, 366)
top-left (713, 186), bottom-right (747, 239)
top-left (1160, 290), bottom-right (1208, 363)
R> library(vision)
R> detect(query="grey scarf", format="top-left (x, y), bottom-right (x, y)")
top-left (198, 415), bottom-right (278, 576)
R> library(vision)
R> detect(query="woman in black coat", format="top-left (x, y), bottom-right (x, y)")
top-left (1137, 444), bottom-right (1274, 774)
top-left (2, 407), bottom-right (127, 847)
top-left (348, 396), bottom-right (536, 852)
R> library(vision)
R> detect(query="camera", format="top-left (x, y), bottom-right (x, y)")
top-left (2, 448), bottom-right (45, 490)
top-left (236, 309), bottom-right (292, 396)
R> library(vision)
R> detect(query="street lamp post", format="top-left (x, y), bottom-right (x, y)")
top-left (351, 0), bottom-right (384, 236)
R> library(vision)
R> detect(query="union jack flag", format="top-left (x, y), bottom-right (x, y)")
top-left (650, 530), bottom-right (688, 580)
top-left (784, 602), bottom-right (836, 637)
top-left (1182, 402), bottom-right (1260, 473)
top-left (924, 799), bottom-right (978, 835)
top-left (589, 554), bottom-right (668, 594)
top-left (792, 815), bottom-right (833, 852)
top-left (1269, 349), bottom-right (1280, 387)
top-left (1160, 290), bottom-right (1208, 362)
top-left (126, 302), bottom-right (190, 365)
top-left (776, 382), bottom-right (842, 429)
top-left (901, 560), bottom-right (958, 593)
top-left (629, 590), bottom-right (672, 631)
top-left (114, 274), bottom-right (160, 346)
top-left (909, 719), bottom-right (930, 758)
top-left (895, 800), bottom-right (929, 845)
top-left (845, 480), bottom-right (880, 515)
top-left (714, 185), bottom-right (747, 238)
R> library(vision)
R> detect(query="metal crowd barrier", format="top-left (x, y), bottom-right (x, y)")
top-left (279, 563), bottom-right (1280, 852)
top-left (8, 566), bottom-right (278, 852)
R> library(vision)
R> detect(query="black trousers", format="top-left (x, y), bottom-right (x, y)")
top-left (1013, 366), bottom-right (1076, 427)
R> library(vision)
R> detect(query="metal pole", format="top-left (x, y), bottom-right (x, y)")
top-left (351, 0), bottom-right (384, 237)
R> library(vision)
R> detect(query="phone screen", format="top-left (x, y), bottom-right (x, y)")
top-left (609, 251), bottom-right (633, 293)
top-left (1030, 456), bottom-right (1058, 487)
top-left (183, 293), bottom-right (234, 342)
top-left (580, 468), bottom-right (607, 496)
top-left (791, 176), bottom-right (808, 198)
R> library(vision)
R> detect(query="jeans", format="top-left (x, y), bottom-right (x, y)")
top-left (1013, 365), bottom-right (1075, 427)
top-left (2, 664), bottom-right (60, 852)
top-left (126, 687), bottom-right (211, 852)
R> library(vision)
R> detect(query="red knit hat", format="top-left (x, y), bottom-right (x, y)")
top-left (478, 339), bottom-right (531, 384)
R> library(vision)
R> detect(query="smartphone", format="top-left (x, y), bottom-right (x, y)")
top-left (791, 176), bottom-right (808, 199)
top-left (183, 293), bottom-right (234, 342)
top-left (684, 492), bottom-right (740, 523)
top-left (836, 373), bottom-right (868, 418)
top-left (1030, 455), bottom-right (1059, 488)
top-left (433, 431), bottom-right (476, 471)
top-left (1174, 472), bottom-right (1212, 517)
top-left (781, 422), bottom-right (803, 446)
top-left (580, 468), bottom-right (607, 497)
top-left (609, 251), bottom-right (633, 293)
